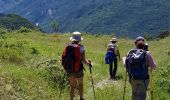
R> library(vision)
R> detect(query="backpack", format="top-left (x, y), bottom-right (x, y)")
top-left (125, 49), bottom-right (149, 80)
top-left (105, 50), bottom-right (116, 64)
top-left (62, 44), bottom-right (83, 73)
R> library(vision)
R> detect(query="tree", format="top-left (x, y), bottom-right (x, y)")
top-left (51, 20), bottom-right (59, 32)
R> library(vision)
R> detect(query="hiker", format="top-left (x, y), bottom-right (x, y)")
top-left (125, 36), bottom-right (156, 100)
top-left (62, 32), bottom-right (91, 100)
top-left (105, 38), bottom-right (120, 79)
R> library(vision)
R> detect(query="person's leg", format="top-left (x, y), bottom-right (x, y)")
top-left (113, 58), bottom-right (118, 78)
top-left (138, 80), bottom-right (149, 100)
top-left (77, 77), bottom-right (84, 100)
top-left (130, 79), bottom-right (140, 100)
top-left (109, 62), bottom-right (113, 78)
top-left (68, 76), bottom-right (76, 100)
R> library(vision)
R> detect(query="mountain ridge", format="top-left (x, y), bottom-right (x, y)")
top-left (0, 13), bottom-right (38, 31)
top-left (2, 0), bottom-right (170, 37)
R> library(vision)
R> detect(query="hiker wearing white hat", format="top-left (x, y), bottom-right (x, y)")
top-left (70, 31), bottom-right (83, 42)
top-left (106, 37), bottom-right (120, 79)
top-left (62, 31), bottom-right (91, 100)
top-left (110, 38), bottom-right (118, 42)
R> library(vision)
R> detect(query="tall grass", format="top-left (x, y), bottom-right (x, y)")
top-left (0, 30), bottom-right (169, 99)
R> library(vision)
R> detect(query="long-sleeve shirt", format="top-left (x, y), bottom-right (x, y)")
top-left (146, 51), bottom-right (156, 69)
top-left (122, 50), bottom-right (156, 69)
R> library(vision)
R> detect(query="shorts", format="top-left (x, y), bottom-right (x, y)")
top-left (67, 70), bottom-right (84, 78)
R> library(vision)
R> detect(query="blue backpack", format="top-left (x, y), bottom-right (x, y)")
top-left (105, 50), bottom-right (116, 64)
top-left (125, 49), bottom-right (149, 80)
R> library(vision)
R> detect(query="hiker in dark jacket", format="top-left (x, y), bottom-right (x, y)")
top-left (124, 36), bottom-right (156, 100)
top-left (107, 38), bottom-right (120, 79)
top-left (62, 32), bottom-right (91, 100)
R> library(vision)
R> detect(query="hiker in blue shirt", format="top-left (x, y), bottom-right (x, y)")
top-left (105, 38), bottom-right (120, 79)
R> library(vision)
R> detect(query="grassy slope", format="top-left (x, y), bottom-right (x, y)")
top-left (0, 30), bottom-right (169, 99)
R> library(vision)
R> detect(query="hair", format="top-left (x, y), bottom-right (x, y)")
top-left (111, 41), bottom-right (117, 43)
top-left (72, 41), bottom-right (79, 44)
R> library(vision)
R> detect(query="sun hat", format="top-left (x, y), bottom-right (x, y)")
top-left (70, 31), bottom-right (83, 42)
top-left (110, 38), bottom-right (117, 42)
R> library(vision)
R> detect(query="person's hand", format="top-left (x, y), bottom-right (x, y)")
top-left (87, 59), bottom-right (92, 68)
top-left (88, 59), bottom-right (91, 64)
top-left (122, 57), bottom-right (126, 65)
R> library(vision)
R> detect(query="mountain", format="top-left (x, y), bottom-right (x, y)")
top-left (0, 13), bottom-right (37, 30)
top-left (0, 0), bottom-right (23, 13)
top-left (3, 0), bottom-right (170, 37)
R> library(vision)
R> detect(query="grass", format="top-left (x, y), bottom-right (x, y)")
top-left (0, 29), bottom-right (170, 99)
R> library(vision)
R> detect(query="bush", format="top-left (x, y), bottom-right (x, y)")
top-left (36, 59), bottom-right (69, 89)
top-left (143, 33), bottom-right (153, 40)
top-left (0, 28), bottom-right (7, 35)
top-left (157, 31), bottom-right (170, 39)
top-left (31, 47), bottom-right (39, 55)
top-left (17, 27), bottom-right (32, 33)
top-left (0, 48), bottom-right (23, 64)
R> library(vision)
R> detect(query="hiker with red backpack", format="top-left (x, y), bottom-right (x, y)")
top-left (105, 38), bottom-right (120, 79)
top-left (124, 36), bottom-right (156, 100)
top-left (62, 32), bottom-right (91, 100)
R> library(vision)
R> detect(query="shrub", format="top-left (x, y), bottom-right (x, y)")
top-left (36, 59), bottom-right (69, 89)
top-left (17, 27), bottom-right (32, 33)
top-left (0, 28), bottom-right (7, 35)
top-left (157, 31), bottom-right (170, 39)
top-left (31, 47), bottom-right (39, 55)
top-left (0, 48), bottom-right (23, 64)
top-left (143, 33), bottom-right (153, 40)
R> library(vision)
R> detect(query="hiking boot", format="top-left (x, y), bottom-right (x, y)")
top-left (109, 76), bottom-right (113, 80)
top-left (112, 76), bottom-right (116, 79)
top-left (80, 98), bottom-right (84, 100)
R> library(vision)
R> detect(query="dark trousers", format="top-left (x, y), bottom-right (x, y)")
top-left (109, 58), bottom-right (118, 78)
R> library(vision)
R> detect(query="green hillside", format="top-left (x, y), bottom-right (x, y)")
top-left (0, 14), bottom-right (37, 31)
top-left (4, 0), bottom-right (170, 37)
top-left (0, 29), bottom-right (169, 99)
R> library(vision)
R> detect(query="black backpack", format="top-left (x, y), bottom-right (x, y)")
top-left (125, 49), bottom-right (149, 80)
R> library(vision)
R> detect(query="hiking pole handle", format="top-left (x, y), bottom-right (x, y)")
top-left (89, 64), bottom-right (92, 73)
top-left (150, 70), bottom-right (153, 100)
top-left (123, 71), bottom-right (127, 100)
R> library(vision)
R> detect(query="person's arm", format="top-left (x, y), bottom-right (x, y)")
top-left (122, 57), bottom-right (126, 67)
top-left (82, 50), bottom-right (91, 65)
top-left (146, 52), bottom-right (156, 69)
top-left (117, 49), bottom-right (121, 61)
top-left (115, 47), bottom-right (121, 61)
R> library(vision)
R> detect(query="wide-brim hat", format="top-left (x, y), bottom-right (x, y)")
top-left (70, 31), bottom-right (83, 42)
top-left (110, 38), bottom-right (117, 42)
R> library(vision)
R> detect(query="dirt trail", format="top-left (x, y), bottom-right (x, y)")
top-left (94, 79), bottom-right (123, 90)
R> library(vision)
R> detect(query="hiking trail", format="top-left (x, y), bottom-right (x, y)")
top-left (95, 79), bottom-right (123, 90)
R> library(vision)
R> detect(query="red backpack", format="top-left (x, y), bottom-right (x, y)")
top-left (62, 44), bottom-right (83, 73)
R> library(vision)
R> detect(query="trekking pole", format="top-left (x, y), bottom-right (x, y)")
top-left (123, 71), bottom-right (127, 100)
top-left (58, 73), bottom-right (66, 100)
top-left (150, 70), bottom-right (153, 100)
top-left (89, 64), bottom-right (96, 100)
